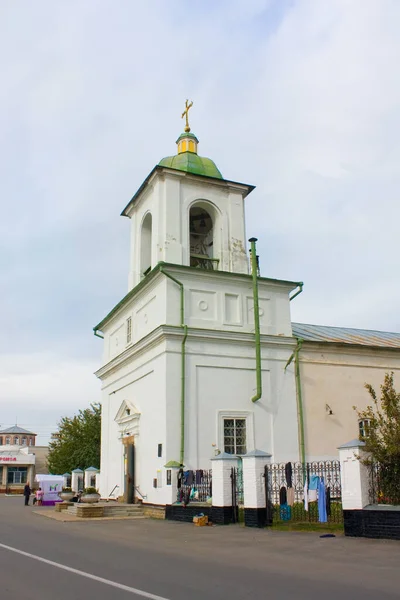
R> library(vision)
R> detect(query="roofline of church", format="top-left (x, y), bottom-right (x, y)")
top-left (120, 165), bottom-right (256, 217)
top-left (93, 262), bottom-right (302, 333)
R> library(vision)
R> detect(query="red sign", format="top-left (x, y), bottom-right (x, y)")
top-left (0, 457), bottom-right (17, 462)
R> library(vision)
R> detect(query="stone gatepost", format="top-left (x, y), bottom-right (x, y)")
top-left (71, 468), bottom-right (83, 492)
top-left (84, 467), bottom-right (99, 489)
top-left (338, 439), bottom-right (369, 510)
top-left (62, 473), bottom-right (71, 489)
top-left (163, 461), bottom-right (181, 506)
top-left (242, 450), bottom-right (271, 528)
top-left (211, 452), bottom-right (238, 524)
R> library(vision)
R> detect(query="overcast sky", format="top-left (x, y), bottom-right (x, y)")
top-left (1, 0), bottom-right (399, 444)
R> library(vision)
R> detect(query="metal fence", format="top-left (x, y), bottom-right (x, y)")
top-left (177, 469), bottom-right (212, 504)
top-left (264, 461), bottom-right (343, 524)
top-left (369, 461), bottom-right (400, 505)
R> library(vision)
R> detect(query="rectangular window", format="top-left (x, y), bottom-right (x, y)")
top-left (359, 419), bottom-right (371, 439)
top-left (7, 467), bottom-right (28, 484)
top-left (157, 443), bottom-right (162, 458)
top-left (223, 418), bottom-right (247, 455)
top-left (126, 317), bottom-right (132, 344)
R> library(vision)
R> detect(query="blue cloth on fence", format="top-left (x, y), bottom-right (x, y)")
top-left (309, 475), bottom-right (319, 490)
top-left (280, 504), bottom-right (291, 521)
top-left (318, 477), bottom-right (327, 523)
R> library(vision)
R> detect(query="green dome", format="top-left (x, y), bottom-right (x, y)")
top-left (158, 153), bottom-right (223, 179)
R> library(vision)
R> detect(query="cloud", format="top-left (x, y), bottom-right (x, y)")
top-left (0, 352), bottom-right (100, 444)
top-left (1, 0), bottom-right (400, 435)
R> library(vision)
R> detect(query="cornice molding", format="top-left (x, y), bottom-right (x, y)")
top-left (95, 325), bottom-right (297, 380)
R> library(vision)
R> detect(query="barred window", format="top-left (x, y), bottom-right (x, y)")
top-left (223, 418), bottom-right (247, 455)
top-left (14, 437), bottom-right (19, 445)
top-left (21, 437), bottom-right (27, 446)
top-left (126, 317), bottom-right (132, 344)
top-left (5, 437), bottom-right (10, 445)
top-left (359, 419), bottom-right (371, 439)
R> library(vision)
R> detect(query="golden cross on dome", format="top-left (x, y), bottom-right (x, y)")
top-left (181, 99), bottom-right (193, 132)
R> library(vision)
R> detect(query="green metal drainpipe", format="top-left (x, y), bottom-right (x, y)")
top-left (159, 267), bottom-right (187, 467)
top-left (285, 338), bottom-right (306, 474)
top-left (249, 238), bottom-right (262, 403)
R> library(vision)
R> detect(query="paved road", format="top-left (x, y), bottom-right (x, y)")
top-left (1, 497), bottom-right (400, 599)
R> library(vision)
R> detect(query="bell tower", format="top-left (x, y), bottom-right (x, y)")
top-left (122, 102), bottom-right (255, 289)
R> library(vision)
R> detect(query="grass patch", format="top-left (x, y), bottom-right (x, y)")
top-left (271, 521), bottom-right (344, 533)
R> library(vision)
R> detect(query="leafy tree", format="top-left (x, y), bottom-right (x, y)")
top-left (47, 403), bottom-right (101, 474)
top-left (354, 372), bottom-right (400, 503)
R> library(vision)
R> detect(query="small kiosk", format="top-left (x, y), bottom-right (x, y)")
top-left (34, 474), bottom-right (64, 506)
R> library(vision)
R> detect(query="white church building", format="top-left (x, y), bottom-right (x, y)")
top-left (93, 107), bottom-right (304, 507)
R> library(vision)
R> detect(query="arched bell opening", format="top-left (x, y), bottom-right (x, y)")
top-left (189, 204), bottom-right (218, 270)
top-left (140, 212), bottom-right (152, 278)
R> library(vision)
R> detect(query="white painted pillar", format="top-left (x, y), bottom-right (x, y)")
top-left (338, 439), bottom-right (369, 510)
top-left (211, 453), bottom-right (237, 508)
top-left (163, 466), bottom-right (180, 505)
top-left (71, 469), bottom-right (83, 492)
top-left (84, 468), bottom-right (99, 489)
top-left (242, 450), bottom-right (271, 527)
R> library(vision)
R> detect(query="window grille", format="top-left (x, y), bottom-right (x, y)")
top-left (223, 418), bottom-right (247, 455)
top-left (359, 419), bottom-right (371, 439)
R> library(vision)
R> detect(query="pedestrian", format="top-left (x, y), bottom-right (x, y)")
top-left (23, 481), bottom-right (31, 506)
top-left (35, 487), bottom-right (44, 506)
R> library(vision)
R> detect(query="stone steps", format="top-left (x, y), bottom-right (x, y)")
top-left (66, 503), bottom-right (145, 519)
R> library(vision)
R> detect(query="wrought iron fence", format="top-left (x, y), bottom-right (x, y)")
top-left (264, 461), bottom-right (343, 524)
top-left (177, 469), bottom-right (212, 504)
top-left (369, 461), bottom-right (400, 505)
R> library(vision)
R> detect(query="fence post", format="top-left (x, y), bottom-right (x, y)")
top-left (338, 439), bottom-right (369, 510)
top-left (242, 450), bottom-right (272, 528)
top-left (71, 468), bottom-right (83, 492)
top-left (211, 452), bottom-right (238, 524)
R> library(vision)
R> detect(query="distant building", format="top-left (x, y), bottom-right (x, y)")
top-left (0, 425), bottom-right (36, 447)
top-left (0, 426), bottom-right (49, 493)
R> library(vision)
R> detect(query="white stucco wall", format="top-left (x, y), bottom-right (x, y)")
top-left (95, 266), bottom-right (299, 505)
top-left (125, 169), bottom-right (252, 288)
top-left (299, 343), bottom-right (400, 461)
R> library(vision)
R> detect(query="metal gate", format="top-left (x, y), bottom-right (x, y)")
top-left (264, 461), bottom-right (343, 524)
top-left (230, 462), bottom-right (244, 523)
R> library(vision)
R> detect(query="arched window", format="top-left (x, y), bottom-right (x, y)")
top-left (21, 437), bottom-right (27, 446)
top-left (29, 437), bottom-right (34, 446)
top-left (189, 204), bottom-right (216, 270)
top-left (14, 436), bottom-right (19, 445)
top-left (140, 213), bottom-right (152, 278)
top-left (5, 437), bottom-right (10, 445)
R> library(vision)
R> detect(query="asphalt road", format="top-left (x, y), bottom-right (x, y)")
top-left (1, 497), bottom-right (400, 600)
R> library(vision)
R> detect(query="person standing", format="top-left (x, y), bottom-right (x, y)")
top-left (36, 487), bottom-right (44, 506)
top-left (23, 482), bottom-right (31, 506)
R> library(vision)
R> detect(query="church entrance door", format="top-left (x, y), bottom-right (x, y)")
top-left (123, 437), bottom-right (135, 504)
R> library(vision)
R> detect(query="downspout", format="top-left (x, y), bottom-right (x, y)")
top-left (94, 330), bottom-right (104, 339)
top-left (290, 282), bottom-right (304, 302)
top-left (285, 338), bottom-right (306, 472)
top-left (249, 238), bottom-right (262, 403)
top-left (159, 267), bottom-right (187, 467)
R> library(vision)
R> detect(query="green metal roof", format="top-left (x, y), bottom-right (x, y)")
top-left (176, 132), bottom-right (199, 143)
top-left (158, 153), bottom-right (223, 179)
